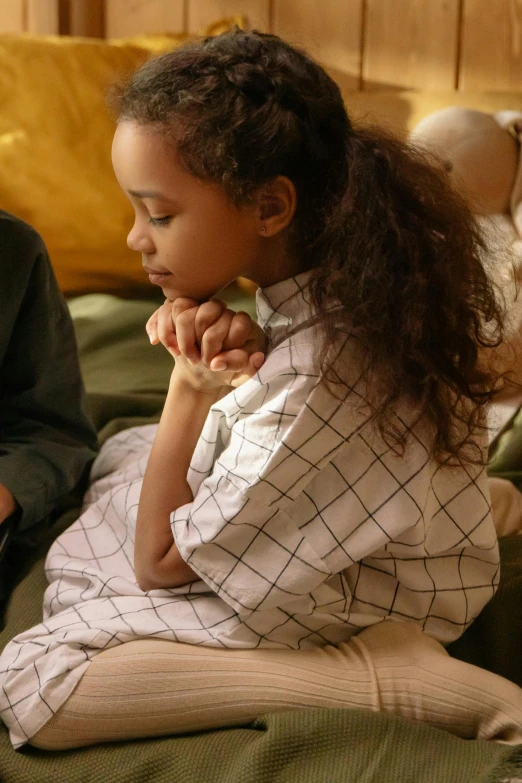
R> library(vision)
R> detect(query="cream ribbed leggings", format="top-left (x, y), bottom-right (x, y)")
top-left (31, 478), bottom-right (522, 751)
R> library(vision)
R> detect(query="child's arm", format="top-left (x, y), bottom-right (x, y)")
top-left (135, 298), bottom-right (265, 591)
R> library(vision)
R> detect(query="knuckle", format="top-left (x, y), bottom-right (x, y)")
top-left (177, 308), bottom-right (196, 326)
top-left (196, 306), bottom-right (221, 331)
top-left (202, 324), bottom-right (220, 342)
top-left (172, 298), bottom-right (193, 316)
top-left (175, 297), bottom-right (196, 308)
top-left (235, 311), bottom-right (251, 323)
top-left (202, 335), bottom-right (221, 357)
top-left (204, 299), bottom-right (224, 315)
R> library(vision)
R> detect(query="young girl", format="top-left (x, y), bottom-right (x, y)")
top-left (2, 28), bottom-right (522, 751)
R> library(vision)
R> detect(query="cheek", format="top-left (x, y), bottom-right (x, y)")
top-left (187, 212), bottom-right (256, 265)
top-left (218, 213), bottom-right (258, 260)
top-left (156, 209), bottom-right (258, 284)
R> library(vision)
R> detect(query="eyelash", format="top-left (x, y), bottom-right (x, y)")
top-left (149, 216), bottom-right (172, 227)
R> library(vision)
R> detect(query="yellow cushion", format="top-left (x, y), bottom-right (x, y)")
top-left (0, 21), bottom-right (244, 296)
top-left (0, 34), bottom-right (153, 294)
top-left (110, 16), bottom-right (246, 52)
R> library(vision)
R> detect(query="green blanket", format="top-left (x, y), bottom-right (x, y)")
top-left (0, 292), bottom-right (521, 782)
top-left (0, 710), bottom-right (519, 783)
top-left (489, 405), bottom-right (522, 491)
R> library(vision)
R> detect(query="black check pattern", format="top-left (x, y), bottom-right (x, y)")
top-left (0, 273), bottom-right (499, 748)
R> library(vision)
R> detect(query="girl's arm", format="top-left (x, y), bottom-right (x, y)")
top-left (134, 370), bottom-right (219, 591)
top-left (135, 298), bottom-right (266, 592)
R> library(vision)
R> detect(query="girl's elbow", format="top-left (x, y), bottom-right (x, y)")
top-left (135, 566), bottom-right (161, 592)
top-left (134, 553), bottom-right (167, 591)
top-left (134, 543), bottom-right (174, 591)
top-left (135, 553), bottom-right (199, 591)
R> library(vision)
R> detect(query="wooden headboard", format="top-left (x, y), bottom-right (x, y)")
top-left (0, 0), bottom-right (520, 93)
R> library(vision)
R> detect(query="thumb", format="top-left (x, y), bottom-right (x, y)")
top-left (229, 352), bottom-right (265, 388)
top-left (210, 350), bottom-right (265, 373)
top-left (146, 310), bottom-right (160, 345)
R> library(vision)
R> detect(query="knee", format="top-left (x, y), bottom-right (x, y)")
top-left (357, 621), bottom-right (447, 661)
top-left (28, 715), bottom-right (79, 752)
top-left (28, 726), bottom-right (57, 751)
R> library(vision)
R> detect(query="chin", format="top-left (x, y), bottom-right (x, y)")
top-left (158, 283), bottom-right (188, 301)
top-left (164, 287), bottom-right (224, 304)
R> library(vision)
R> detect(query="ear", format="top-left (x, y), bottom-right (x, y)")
top-left (257, 176), bottom-right (297, 237)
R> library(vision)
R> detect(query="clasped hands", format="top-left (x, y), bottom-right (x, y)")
top-left (146, 297), bottom-right (267, 392)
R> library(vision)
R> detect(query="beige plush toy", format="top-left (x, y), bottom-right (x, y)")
top-left (411, 107), bottom-right (519, 216)
top-left (410, 106), bottom-right (522, 402)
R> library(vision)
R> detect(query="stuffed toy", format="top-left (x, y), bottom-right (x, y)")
top-left (410, 107), bottom-right (519, 216)
top-left (410, 106), bottom-right (522, 404)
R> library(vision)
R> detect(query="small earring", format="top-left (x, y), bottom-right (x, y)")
top-left (260, 223), bottom-right (266, 234)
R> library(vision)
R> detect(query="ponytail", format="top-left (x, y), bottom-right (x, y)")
top-left (309, 126), bottom-right (504, 462)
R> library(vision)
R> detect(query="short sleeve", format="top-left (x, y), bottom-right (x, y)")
top-left (172, 477), bottom-right (331, 616)
top-left (172, 336), bottom-right (370, 616)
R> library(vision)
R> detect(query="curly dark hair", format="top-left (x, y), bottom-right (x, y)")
top-left (115, 27), bottom-right (505, 464)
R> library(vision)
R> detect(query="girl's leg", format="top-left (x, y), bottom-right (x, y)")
top-left (30, 621), bottom-right (522, 750)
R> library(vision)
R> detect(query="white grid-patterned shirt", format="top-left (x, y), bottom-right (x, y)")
top-left (0, 273), bottom-right (499, 747)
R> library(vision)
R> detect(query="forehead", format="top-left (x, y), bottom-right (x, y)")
top-left (112, 121), bottom-right (188, 193)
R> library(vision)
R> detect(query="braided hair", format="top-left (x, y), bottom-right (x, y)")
top-left (116, 28), bottom-right (504, 463)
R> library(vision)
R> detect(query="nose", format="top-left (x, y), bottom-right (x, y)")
top-left (127, 221), bottom-right (155, 254)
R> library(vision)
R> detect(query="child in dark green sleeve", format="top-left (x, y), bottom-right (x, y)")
top-left (0, 210), bottom-right (98, 559)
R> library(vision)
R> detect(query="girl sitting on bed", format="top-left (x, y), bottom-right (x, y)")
top-left (1, 28), bottom-right (522, 751)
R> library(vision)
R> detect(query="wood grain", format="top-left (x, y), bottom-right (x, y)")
top-left (363, 0), bottom-right (460, 90)
top-left (187, 0), bottom-right (270, 33)
top-left (3, 0), bottom-right (521, 96)
top-left (273, 0), bottom-right (363, 89)
top-left (26, 0), bottom-right (60, 34)
top-left (68, 0), bottom-right (105, 37)
top-left (0, 0), bottom-right (25, 32)
top-left (459, 0), bottom-right (522, 91)
top-left (106, 0), bottom-right (185, 38)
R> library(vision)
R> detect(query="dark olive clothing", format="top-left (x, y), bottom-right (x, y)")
top-left (0, 211), bottom-right (97, 534)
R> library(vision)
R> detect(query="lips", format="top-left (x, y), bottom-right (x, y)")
top-left (143, 266), bottom-right (171, 286)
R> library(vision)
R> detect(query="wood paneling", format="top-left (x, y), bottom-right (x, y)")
top-left (26, 0), bottom-right (59, 34)
top-left (0, 0), bottom-right (25, 33)
top-left (106, 0), bottom-right (185, 38)
top-left (68, 0), bottom-right (105, 37)
top-left (273, 0), bottom-right (363, 89)
top-left (459, 0), bottom-right (522, 91)
top-left (1, 0), bottom-right (521, 95)
top-left (363, 0), bottom-right (460, 90)
top-left (187, 0), bottom-right (270, 33)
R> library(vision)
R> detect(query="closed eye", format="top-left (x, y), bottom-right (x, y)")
top-left (149, 216), bottom-right (172, 226)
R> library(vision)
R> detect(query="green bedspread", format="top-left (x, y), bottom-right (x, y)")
top-left (0, 292), bottom-right (521, 782)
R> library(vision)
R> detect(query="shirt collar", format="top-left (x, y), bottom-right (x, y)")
top-left (256, 271), bottom-right (316, 347)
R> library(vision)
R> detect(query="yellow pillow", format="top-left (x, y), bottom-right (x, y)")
top-left (0, 34), bottom-right (153, 294)
top-left (110, 16), bottom-right (246, 52)
top-left (0, 21), bottom-right (244, 296)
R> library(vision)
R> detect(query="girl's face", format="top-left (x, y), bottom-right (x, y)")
top-left (112, 121), bottom-right (262, 301)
